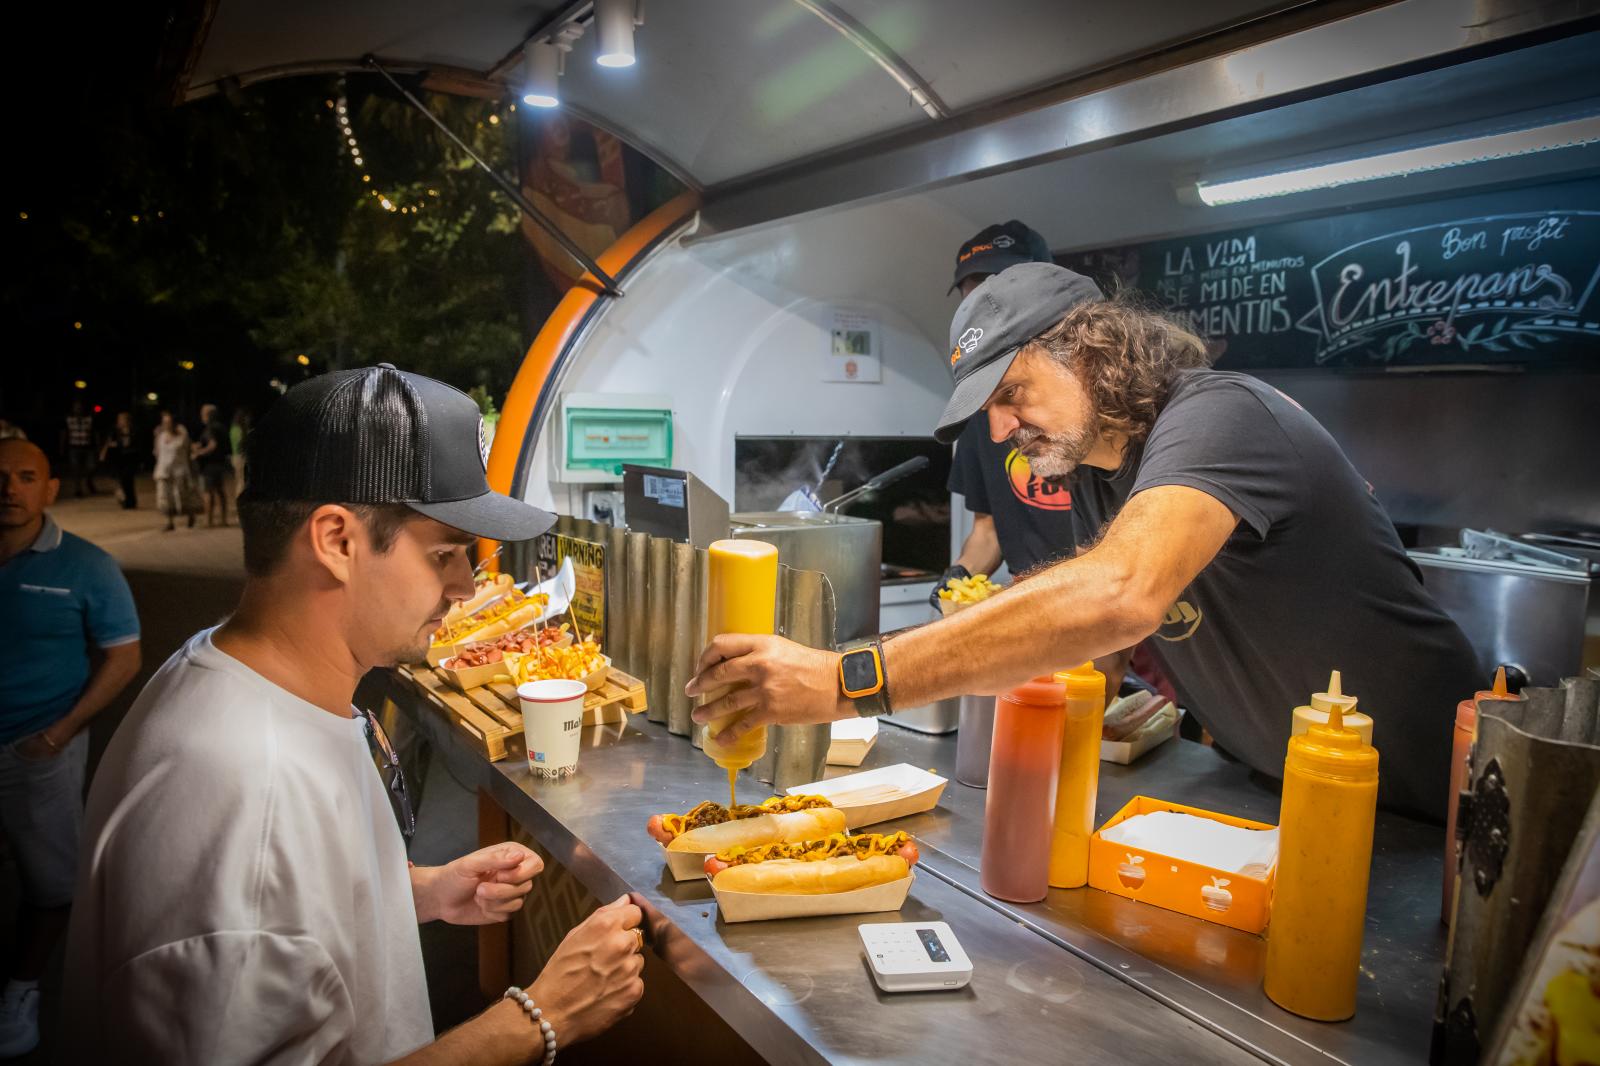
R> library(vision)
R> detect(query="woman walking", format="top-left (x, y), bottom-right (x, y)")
top-left (229, 408), bottom-right (251, 503)
top-left (152, 412), bottom-right (197, 532)
top-left (100, 412), bottom-right (141, 510)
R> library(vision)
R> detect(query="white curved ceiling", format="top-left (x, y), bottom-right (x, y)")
top-left (181, 0), bottom-right (1310, 185)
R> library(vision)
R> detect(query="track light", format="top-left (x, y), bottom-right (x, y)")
top-left (522, 40), bottom-right (562, 108)
top-left (595, 0), bottom-right (638, 68)
top-left (1196, 114), bottom-right (1600, 206)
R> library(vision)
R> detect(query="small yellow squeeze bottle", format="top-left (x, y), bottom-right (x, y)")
top-left (1048, 662), bottom-right (1105, 888)
top-left (1264, 696), bottom-right (1379, 1021)
top-left (1291, 670), bottom-right (1374, 746)
top-left (700, 539), bottom-right (780, 804)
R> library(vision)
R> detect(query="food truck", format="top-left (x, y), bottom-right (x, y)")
top-left (174, 2), bottom-right (1600, 1063)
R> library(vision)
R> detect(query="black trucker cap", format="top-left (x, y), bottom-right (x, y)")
top-left (950, 220), bottom-right (1053, 293)
top-left (935, 263), bottom-right (1104, 444)
top-left (239, 364), bottom-right (556, 542)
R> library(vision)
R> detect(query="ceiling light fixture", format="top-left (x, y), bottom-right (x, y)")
top-left (1196, 114), bottom-right (1600, 206)
top-left (522, 39), bottom-right (563, 107)
top-left (594, 0), bottom-right (640, 68)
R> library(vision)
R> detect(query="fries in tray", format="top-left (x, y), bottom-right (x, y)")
top-left (512, 636), bottom-right (609, 691)
top-left (937, 572), bottom-right (1003, 606)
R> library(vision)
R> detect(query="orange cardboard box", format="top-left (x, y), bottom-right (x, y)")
top-left (1088, 795), bottom-right (1277, 935)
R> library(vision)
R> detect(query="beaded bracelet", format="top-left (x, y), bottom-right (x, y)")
top-left (502, 985), bottom-right (557, 1065)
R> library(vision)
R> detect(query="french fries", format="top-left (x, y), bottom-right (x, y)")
top-left (937, 573), bottom-right (1003, 605)
top-left (512, 636), bottom-right (608, 685)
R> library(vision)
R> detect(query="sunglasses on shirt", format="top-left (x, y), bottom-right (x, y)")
top-left (360, 706), bottom-right (416, 841)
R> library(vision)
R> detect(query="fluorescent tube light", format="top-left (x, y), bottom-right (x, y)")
top-left (1196, 115), bottom-right (1600, 206)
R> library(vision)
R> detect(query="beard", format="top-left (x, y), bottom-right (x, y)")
top-left (1011, 419), bottom-right (1099, 479)
top-left (383, 597), bottom-right (454, 668)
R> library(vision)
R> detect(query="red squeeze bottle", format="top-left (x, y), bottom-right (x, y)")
top-left (981, 676), bottom-right (1069, 903)
top-left (1442, 667), bottom-right (1521, 925)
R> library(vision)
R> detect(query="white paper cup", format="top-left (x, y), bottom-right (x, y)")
top-left (518, 679), bottom-right (586, 779)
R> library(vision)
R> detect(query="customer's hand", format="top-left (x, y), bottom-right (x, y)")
top-left (15, 728), bottom-right (68, 762)
top-left (414, 843), bottom-right (543, 925)
top-left (530, 894), bottom-right (646, 1047)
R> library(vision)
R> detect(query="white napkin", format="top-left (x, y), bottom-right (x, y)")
top-left (1099, 811), bottom-right (1278, 876)
top-left (531, 558), bottom-right (576, 620)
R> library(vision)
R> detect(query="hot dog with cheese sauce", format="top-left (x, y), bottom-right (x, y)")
top-left (704, 831), bottom-right (920, 894)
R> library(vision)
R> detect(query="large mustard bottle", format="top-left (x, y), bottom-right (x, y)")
top-left (1048, 662), bottom-right (1105, 889)
top-left (700, 539), bottom-right (779, 806)
top-left (1264, 697), bottom-right (1379, 1021)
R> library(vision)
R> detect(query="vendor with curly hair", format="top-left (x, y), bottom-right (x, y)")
top-left (685, 263), bottom-right (1480, 820)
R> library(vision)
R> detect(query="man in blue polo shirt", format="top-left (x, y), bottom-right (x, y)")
top-left (0, 438), bottom-right (140, 1055)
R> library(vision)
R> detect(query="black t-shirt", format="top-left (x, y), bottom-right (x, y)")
top-left (1069, 370), bottom-right (1479, 819)
top-left (947, 418), bottom-right (1076, 574)
top-left (199, 419), bottom-right (230, 469)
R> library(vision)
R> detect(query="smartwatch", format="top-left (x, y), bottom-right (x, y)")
top-left (838, 639), bottom-right (891, 718)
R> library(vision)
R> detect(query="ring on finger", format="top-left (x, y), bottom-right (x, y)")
top-left (631, 927), bottom-right (645, 953)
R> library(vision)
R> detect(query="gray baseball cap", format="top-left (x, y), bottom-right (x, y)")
top-left (935, 262), bottom-right (1104, 444)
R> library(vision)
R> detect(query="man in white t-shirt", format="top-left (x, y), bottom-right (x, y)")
top-left (65, 366), bottom-right (646, 1065)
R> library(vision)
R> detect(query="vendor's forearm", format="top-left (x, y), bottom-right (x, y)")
top-left (953, 514), bottom-right (1002, 574)
top-left (886, 551), bottom-right (1153, 708)
top-left (884, 486), bottom-right (1237, 710)
top-left (48, 642), bottom-right (141, 740)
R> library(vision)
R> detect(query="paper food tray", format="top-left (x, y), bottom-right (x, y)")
top-left (826, 717), bottom-right (879, 766)
top-left (786, 763), bottom-right (946, 829)
top-left (438, 658), bottom-right (517, 693)
top-left (712, 871), bottom-right (915, 923)
top-left (661, 845), bottom-right (712, 883)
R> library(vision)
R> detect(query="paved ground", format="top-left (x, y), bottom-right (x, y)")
top-left (3, 483), bottom-right (481, 1060)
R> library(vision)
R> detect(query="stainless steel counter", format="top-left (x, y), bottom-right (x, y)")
top-left (377, 671), bottom-right (1438, 1066)
top-left (868, 724), bottom-right (1443, 1066)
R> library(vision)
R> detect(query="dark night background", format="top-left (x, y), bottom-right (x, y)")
top-left (4, 4), bottom-right (568, 456)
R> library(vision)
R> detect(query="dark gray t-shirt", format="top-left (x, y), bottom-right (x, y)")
top-left (1070, 370), bottom-right (1479, 819)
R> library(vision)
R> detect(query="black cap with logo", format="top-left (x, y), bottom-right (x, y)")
top-left (935, 263), bottom-right (1104, 444)
top-left (949, 220), bottom-right (1053, 293)
top-left (240, 364), bottom-right (556, 542)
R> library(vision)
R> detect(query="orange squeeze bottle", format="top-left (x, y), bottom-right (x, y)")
top-left (981, 676), bottom-right (1068, 903)
top-left (1048, 662), bottom-right (1105, 889)
top-left (1264, 698), bottom-right (1379, 1021)
top-left (1442, 667), bottom-right (1520, 924)
top-left (699, 540), bottom-right (779, 795)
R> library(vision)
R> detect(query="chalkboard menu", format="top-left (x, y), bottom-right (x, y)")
top-left (1057, 178), bottom-right (1600, 370)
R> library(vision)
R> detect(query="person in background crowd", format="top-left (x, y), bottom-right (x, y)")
top-left (0, 439), bottom-right (141, 1056)
top-left (191, 402), bottom-right (231, 528)
top-left (60, 401), bottom-right (99, 498)
top-left (66, 366), bottom-right (643, 1064)
top-left (99, 412), bottom-right (140, 511)
top-left (152, 411), bottom-right (196, 532)
top-left (229, 408), bottom-right (251, 504)
top-left (0, 419), bottom-right (24, 442)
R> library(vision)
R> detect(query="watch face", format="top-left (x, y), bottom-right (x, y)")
top-left (842, 649), bottom-right (879, 694)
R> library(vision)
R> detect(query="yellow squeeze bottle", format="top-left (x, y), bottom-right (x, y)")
top-left (1048, 662), bottom-right (1105, 888)
top-left (1291, 671), bottom-right (1374, 747)
top-left (1264, 696), bottom-right (1379, 1021)
top-left (700, 539), bottom-right (780, 797)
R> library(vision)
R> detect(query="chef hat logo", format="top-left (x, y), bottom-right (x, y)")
top-left (958, 327), bottom-right (984, 356)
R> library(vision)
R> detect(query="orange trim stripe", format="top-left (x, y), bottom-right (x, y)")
top-left (479, 190), bottom-right (701, 566)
